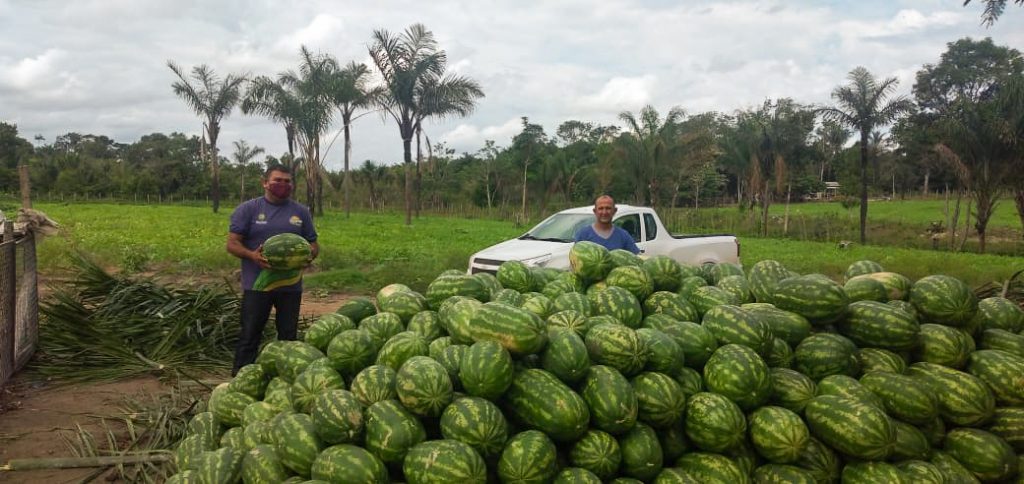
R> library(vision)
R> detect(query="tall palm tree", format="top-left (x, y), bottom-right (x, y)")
top-left (820, 67), bottom-right (913, 243)
top-left (231, 140), bottom-right (265, 202)
top-left (616, 105), bottom-right (685, 206)
top-left (326, 62), bottom-right (379, 218)
top-left (280, 46), bottom-right (337, 215)
top-left (167, 62), bottom-right (246, 213)
top-left (368, 23), bottom-right (484, 225)
top-left (242, 76), bottom-right (301, 174)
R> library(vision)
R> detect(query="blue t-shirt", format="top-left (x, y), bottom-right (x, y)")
top-left (229, 197), bottom-right (318, 292)
top-left (574, 224), bottom-right (640, 254)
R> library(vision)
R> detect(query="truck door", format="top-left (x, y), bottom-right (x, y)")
top-left (613, 213), bottom-right (643, 254)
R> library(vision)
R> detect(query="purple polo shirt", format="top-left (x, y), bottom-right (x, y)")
top-left (229, 197), bottom-right (317, 292)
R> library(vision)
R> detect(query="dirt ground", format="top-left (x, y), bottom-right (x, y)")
top-left (0, 291), bottom-right (355, 483)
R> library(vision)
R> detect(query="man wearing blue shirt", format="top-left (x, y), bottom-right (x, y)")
top-left (574, 195), bottom-right (640, 254)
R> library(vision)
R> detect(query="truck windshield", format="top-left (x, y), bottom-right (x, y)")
top-left (522, 214), bottom-right (593, 242)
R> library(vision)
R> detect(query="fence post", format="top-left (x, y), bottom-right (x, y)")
top-left (1, 221), bottom-right (14, 387)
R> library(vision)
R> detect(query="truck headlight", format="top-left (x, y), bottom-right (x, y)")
top-left (520, 254), bottom-right (552, 267)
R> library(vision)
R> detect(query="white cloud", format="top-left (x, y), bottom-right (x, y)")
top-left (574, 75), bottom-right (658, 113)
top-left (440, 118), bottom-right (524, 152)
top-left (274, 14), bottom-right (346, 53)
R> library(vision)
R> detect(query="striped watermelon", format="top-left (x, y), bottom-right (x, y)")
top-left (459, 340), bottom-right (514, 400)
top-left (375, 332), bottom-right (429, 371)
top-left (396, 356), bottom-right (453, 417)
top-left (981, 328), bottom-right (1024, 357)
top-left (677, 275), bottom-right (708, 299)
top-left (473, 271), bottom-right (503, 298)
top-left (542, 278), bottom-right (578, 300)
top-left (349, 365), bottom-right (397, 407)
top-left (966, 349), bottom-right (1024, 405)
top-left (703, 344), bottom-right (772, 411)
top-left (241, 444), bottom-right (290, 484)
top-left (930, 450), bottom-right (982, 483)
top-left (631, 371), bottom-right (687, 428)
top-left (804, 394), bottom-right (895, 460)
top-left (643, 291), bottom-right (698, 322)
top-left (910, 275), bottom-right (978, 328)
top-left (741, 303), bottom-right (810, 347)
top-left (914, 323), bottom-right (975, 368)
top-left (436, 344), bottom-right (467, 389)
top-left (425, 273), bottom-right (489, 310)
top-left (553, 467), bottom-right (603, 483)
top-left (766, 338), bottom-right (794, 368)
top-left (859, 371), bottom-right (938, 425)
top-left (468, 302), bottom-right (547, 355)
top-left (987, 407), bottom-right (1024, 452)
top-left (658, 321), bottom-right (718, 368)
top-left (439, 296), bottom-right (481, 345)
top-left (891, 420), bottom-right (932, 461)
top-left (771, 275), bottom-right (849, 325)
top-left (591, 285), bottom-right (643, 328)
top-left (716, 275), bottom-right (753, 305)
top-left (497, 430), bottom-right (559, 484)
top-left (192, 447), bottom-right (244, 484)
top-left (553, 292), bottom-right (592, 316)
top-left (303, 314), bottom-right (355, 352)
top-left (262, 233), bottom-right (310, 270)
top-left (857, 347), bottom-right (907, 374)
top-left (894, 460), bottom-right (945, 484)
top-left (271, 412), bottom-right (323, 477)
top-left (311, 389), bottom-right (363, 445)
top-left (569, 430), bottom-right (622, 479)
top-left (548, 309), bottom-right (590, 338)
top-left (274, 341), bottom-right (325, 383)
top-left (504, 368), bottom-right (590, 442)
top-left (569, 241), bottom-right (613, 283)
top-left (520, 292), bottom-right (555, 320)
top-left (581, 365), bottom-right (639, 435)
top-left (700, 305), bottom-right (773, 357)
top-left (844, 260), bottom-right (884, 281)
top-left (377, 290), bottom-right (427, 323)
top-left (606, 265), bottom-right (655, 301)
top-left (658, 425), bottom-right (691, 463)
top-left (363, 399), bottom-right (426, 464)
top-left (610, 249), bottom-right (643, 268)
top-left (673, 366), bottom-right (705, 396)
top-left (684, 392), bottom-right (747, 452)
top-left (291, 364), bottom-right (345, 414)
top-left (403, 440), bottom-right (487, 484)
top-left (262, 377), bottom-right (295, 412)
top-left (326, 329), bottom-right (379, 378)
top-left (440, 396), bottom-right (509, 457)
top-left (794, 437), bottom-right (840, 484)
top-left (584, 323), bottom-right (649, 376)
top-left (643, 255), bottom-right (684, 292)
top-left (175, 433), bottom-right (216, 472)
top-left (618, 422), bottom-right (664, 481)
top-left (748, 406), bottom-right (810, 464)
top-left (751, 464), bottom-right (816, 484)
top-left (406, 310), bottom-right (442, 341)
top-left (848, 272), bottom-right (913, 301)
top-left (208, 384), bottom-right (256, 428)
top-left (972, 296), bottom-right (1024, 333)
top-left (674, 452), bottom-right (750, 484)
top-left (186, 412), bottom-right (223, 444)
top-left (687, 285), bottom-right (737, 316)
top-left (837, 300), bottom-right (920, 351)
top-left (310, 444), bottom-right (388, 483)
top-left (908, 362), bottom-right (996, 426)
top-left (944, 428), bottom-right (1018, 482)
top-left (747, 259), bottom-right (794, 304)
top-left (541, 328), bottom-right (591, 385)
top-left (493, 288), bottom-right (525, 306)
top-left (768, 367), bottom-right (817, 414)
top-left (636, 328), bottom-right (685, 375)
top-left (358, 312), bottom-right (405, 348)
top-left (793, 333), bottom-right (859, 381)
top-left (843, 276), bottom-right (888, 303)
top-left (335, 297), bottom-right (377, 324)
top-left (816, 374), bottom-right (883, 408)
top-left (840, 462), bottom-right (909, 484)
top-left (706, 262), bottom-right (744, 285)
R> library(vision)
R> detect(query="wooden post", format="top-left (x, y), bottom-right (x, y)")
top-left (18, 165), bottom-right (30, 209)
top-left (1, 220), bottom-right (14, 387)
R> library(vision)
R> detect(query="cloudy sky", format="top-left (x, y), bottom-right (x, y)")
top-left (1, 0), bottom-right (1022, 170)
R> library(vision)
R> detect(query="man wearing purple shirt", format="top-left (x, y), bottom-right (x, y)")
top-left (574, 195), bottom-right (640, 254)
top-left (227, 165), bottom-right (319, 375)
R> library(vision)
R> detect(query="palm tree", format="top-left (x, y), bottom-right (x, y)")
top-left (368, 23), bottom-right (484, 225)
top-left (820, 67), bottom-right (913, 243)
top-left (325, 62), bottom-right (380, 218)
top-left (964, 0), bottom-right (1023, 25)
top-left (231, 140), bottom-right (265, 202)
top-left (814, 120), bottom-right (851, 182)
top-left (242, 76), bottom-right (301, 174)
top-left (167, 62), bottom-right (246, 213)
top-left (616, 105), bottom-right (685, 206)
top-left (281, 46), bottom-right (337, 215)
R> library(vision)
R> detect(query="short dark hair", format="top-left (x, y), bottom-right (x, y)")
top-left (264, 164), bottom-right (291, 178)
top-left (594, 194), bottom-right (615, 205)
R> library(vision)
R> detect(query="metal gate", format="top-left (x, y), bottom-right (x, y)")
top-left (0, 222), bottom-right (38, 389)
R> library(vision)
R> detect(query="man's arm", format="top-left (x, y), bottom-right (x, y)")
top-left (227, 232), bottom-right (270, 269)
top-left (308, 241), bottom-right (320, 262)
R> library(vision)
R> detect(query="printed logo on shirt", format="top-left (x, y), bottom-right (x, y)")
top-left (289, 215), bottom-right (302, 227)
top-left (255, 213), bottom-right (268, 225)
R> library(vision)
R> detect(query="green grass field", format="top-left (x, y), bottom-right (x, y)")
top-left (736, 198), bottom-right (1022, 229)
top-left (31, 202), bottom-right (1024, 292)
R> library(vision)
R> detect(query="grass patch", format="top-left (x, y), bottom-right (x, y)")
top-left (30, 202), bottom-right (1024, 292)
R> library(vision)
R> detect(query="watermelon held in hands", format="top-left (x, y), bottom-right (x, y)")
top-left (261, 233), bottom-right (311, 270)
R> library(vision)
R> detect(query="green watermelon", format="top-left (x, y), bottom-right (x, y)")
top-left (440, 396), bottom-right (509, 458)
top-left (848, 272), bottom-right (913, 301)
top-left (553, 467), bottom-right (603, 483)
top-left (581, 365), bottom-right (639, 435)
top-left (843, 277), bottom-right (888, 302)
top-left (375, 332), bottom-right (429, 371)
top-left (894, 460), bottom-right (945, 484)
top-left (910, 275), bottom-right (978, 328)
top-left (966, 349), bottom-right (1024, 405)
top-left (930, 450), bottom-right (981, 483)
top-left (700, 305), bottom-right (773, 357)
top-left (274, 341), bottom-right (325, 383)
top-left (521, 292), bottom-right (555, 320)
top-left (311, 389), bottom-right (363, 445)
top-left (972, 297), bottom-right (1024, 333)
top-left (406, 310), bottom-right (442, 341)
top-left (591, 285), bottom-right (643, 328)
top-left (747, 259), bottom-right (794, 304)
top-left (271, 412), bottom-right (323, 477)
top-left (677, 275), bottom-right (708, 300)
top-left (793, 333), bottom-right (859, 381)
top-left (504, 368), bottom-right (590, 442)
top-left (751, 464), bottom-right (816, 484)
top-left (804, 394), bottom-right (895, 460)
top-left (891, 420), bottom-right (932, 461)
top-left (548, 309), bottom-right (590, 339)
top-left (396, 356), bottom-right (453, 417)
top-left (674, 452), bottom-right (750, 484)
top-left (741, 303), bottom-right (810, 347)
top-left (291, 364), bottom-right (345, 414)
top-left (570, 241), bottom-right (613, 283)
top-left (859, 371), bottom-right (938, 424)
top-left (908, 362), bottom-right (996, 427)
top-left (643, 291), bottom-right (699, 322)
top-left (637, 328), bottom-right (685, 375)
top-left (857, 347), bottom-right (907, 374)
top-left (703, 344), bottom-right (772, 411)
top-left (914, 323), bottom-right (976, 368)
top-left (310, 444), bottom-right (388, 484)
top-left (585, 323), bottom-right (649, 376)
top-left (981, 328), bottom-right (1024, 357)
top-left (840, 462), bottom-right (909, 484)
top-left (716, 275), bottom-right (753, 305)
top-left (766, 338), bottom-right (794, 368)
top-left (378, 290), bottom-right (427, 323)
top-left (459, 340), bottom-right (514, 400)
top-left (610, 249), bottom-right (643, 268)
top-left (771, 275), bottom-right (849, 325)
top-left (335, 297), bottom-right (377, 323)
top-left (687, 285), bottom-right (737, 316)
top-left (262, 233), bottom-right (311, 270)
top-left (631, 371), bottom-right (687, 428)
top-left (468, 302), bottom-right (548, 355)
top-left (192, 447), bottom-right (245, 484)
top-left (493, 288), bottom-right (525, 306)
top-left (496, 260), bottom-right (534, 292)
top-left (618, 422), bottom-right (664, 481)
top-left (794, 437), bottom-right (840, 484)
top-left (553, 292), bottom-right (592, 316)
top-left (425, 274), bottom-right (489, 310)
top-left (349, 364), bottom-right (397, 407)
top-left (543, 278), bottom-right (578, 300)
top-left (569, 429), bottom-right (622, 480)
top-left (403, 440), bottom-right (488, 484)
top-left (363, 399), bottom-right (426, 464)
top-left (684, 392), bottom-right (747, 452)
top-left (439, 296), bottom-right (482, 345)
top-left (844, 260), bottom-right (884, 281)
top-left (358, 312), bottom-right (405, 348)
top-left (643, 255), bottom-right (684, 292)
top-left (497, 430), bottom-right (559, 484)
top-left (944, 428), bottom-right (1018, 482)
top-left (768, 367), bottom-right (816, 414)
top-left (542, 327), bottom-right (591, 385)
top-left (748, 406), bottom-right (810, 464)
top-left (326, 329), bottom-right (379, 378)
top-left (837, 300), bottom-right (920, 351)
top-left (606, 265), bottom-right (655, 301)
top-left (658, 321), bottom-right (718, 368)
top-left (228, 364), bottom-right (269, 401)
top-left (658, 425), bottom-right (691, 464)
top-left (241, 445), bottom-right (290, 484)
top-left (208, 384), bottom-right (256, 428)
top-left (986, 407), bottom-right (1024, 452)
top-left (303, 314), bottom-right (355, 352)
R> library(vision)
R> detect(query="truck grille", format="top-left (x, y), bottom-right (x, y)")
top-left (469, 257), bottom-right (504, 275)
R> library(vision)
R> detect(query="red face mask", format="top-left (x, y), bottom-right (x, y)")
top-left (268, 182), bottom-right (292, 199)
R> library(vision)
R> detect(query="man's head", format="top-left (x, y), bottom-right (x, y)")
top-left (262, 164), bottom-right (293, 201)
top-left (593, 195), bottom-right (616, 225)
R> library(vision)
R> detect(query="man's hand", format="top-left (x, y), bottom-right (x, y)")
top-left (251, 246), bottom-right (271, 269)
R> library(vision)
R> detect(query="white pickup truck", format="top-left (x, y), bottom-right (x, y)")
top-left (468, 205), bottom-right (741, 275)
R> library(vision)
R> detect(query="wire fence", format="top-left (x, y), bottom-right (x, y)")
top-left (0, 223), bottom-right (38, 389)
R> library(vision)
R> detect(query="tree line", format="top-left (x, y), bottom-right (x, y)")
top-left (2, 32), bottom-right (1023, 251)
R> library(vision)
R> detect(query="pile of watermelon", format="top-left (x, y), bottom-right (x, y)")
top-left (169, 240), bottom-right (1024, 483)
